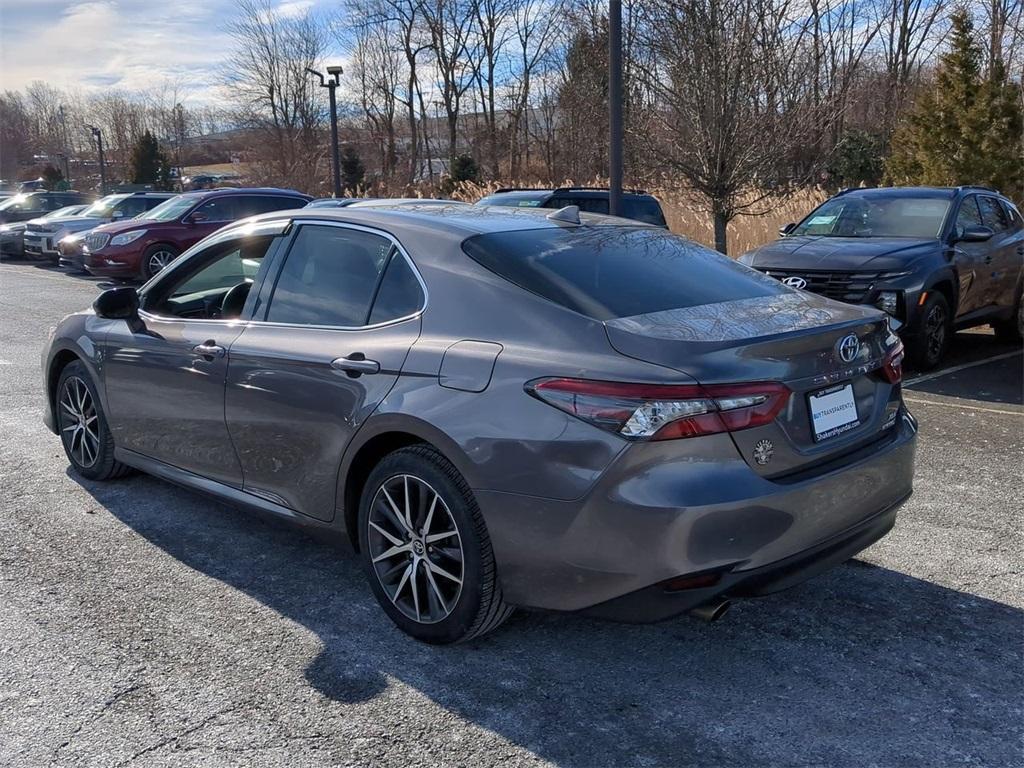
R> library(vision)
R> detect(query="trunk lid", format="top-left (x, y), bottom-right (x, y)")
top-left (604, 291), bottom-right (902, 476)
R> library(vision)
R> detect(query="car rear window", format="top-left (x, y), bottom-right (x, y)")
top-left (621, 198), bottom-right (667, 226)
top-left (461, 227), bottom-right (783, 321)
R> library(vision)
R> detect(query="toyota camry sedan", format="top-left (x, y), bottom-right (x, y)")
top-left (42, 204), bottom-right (917, 643)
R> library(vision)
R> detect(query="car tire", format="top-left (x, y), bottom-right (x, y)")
top-left (992, 286), bottom-right (1023, 343)
top-left (56, 360), bottom-right (132, 481)
top-left (358, 445), bottom-right (513, 644)
top-left (141, 244), bottom-right (179, 280)
top-left (910, 292), bottom-right (951, 370)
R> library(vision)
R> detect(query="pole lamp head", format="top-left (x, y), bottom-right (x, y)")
top-left (326, 65), bottom-right (343, 83)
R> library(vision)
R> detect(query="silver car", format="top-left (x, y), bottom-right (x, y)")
top-left (1, 205), bottom-right (87, 258)
top-left (42, 204), bottom-right (916, 643)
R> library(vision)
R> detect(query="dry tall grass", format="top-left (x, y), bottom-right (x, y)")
top-left (451, 179), bottom-right (829, 256)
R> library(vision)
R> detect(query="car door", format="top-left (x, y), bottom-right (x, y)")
top-left (950, 195), bottom-right (989, 317)
top-left (224, 221), bottom-right (425, 521)
top-left (101, 225), bottom-right (284, 487)
top-left (978, 196), bottom-right (1023, 310)
top-left (179, 196), bottom-right (239, 249)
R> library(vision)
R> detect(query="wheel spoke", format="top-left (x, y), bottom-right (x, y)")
top-left (423, 564), bottom-right (449, 614)
top-left (427, 559), bottom-right (462, 586)
top-left (425, 529), bottom-right (458, 544)
top-left (421, 493), bottom-right (438, 535)
top-left (402, 476), bottom-right (414, 531)
top-left (372, 542), bottom-right (411, 564)
top-left (390, 563), bottom-right (413, 604)
top-left (62, 423), bottom-right (78, 433)
top-left (410, 558), bottom-right (422, 621)
top-left (381, 487), bottom-right (412, 534)
top-left (369, 520), bottom-right (404, 547)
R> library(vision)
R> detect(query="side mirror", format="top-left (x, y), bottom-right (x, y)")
top-left (112, 210), bottom-right (124, 219)
top-left (187, 211), bottom-right (208, 224)
top-left (779, 222), bottom-right (796, 237)
top-left (957, 225), bottom-right (994, 243)
top-left (93, 286), bottom-right (139, 320)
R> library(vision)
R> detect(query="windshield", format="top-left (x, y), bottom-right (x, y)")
top-left (793, 195), bottom-right (951, 238)
top-left (80, 195), bottom-right (126, 218)
top-left (462, 227), bottom-right (783, 321)
top-left (140, 194), bottom-right (196, 221)
top-left (45, 205), bottom-right (84, 218)
top-left (0, 194), bottom-right (30, 211)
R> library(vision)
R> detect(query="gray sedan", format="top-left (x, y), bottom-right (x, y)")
top-left (41, 204), bottom-right (916, 643)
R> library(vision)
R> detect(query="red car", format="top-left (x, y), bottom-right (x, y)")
top-left (82, 188), bottom-right (311, 280)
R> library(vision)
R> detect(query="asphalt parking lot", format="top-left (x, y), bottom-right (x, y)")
top-left (1, 262), bottom-right (1022, 768)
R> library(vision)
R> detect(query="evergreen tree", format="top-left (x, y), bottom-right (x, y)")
top-left (340, 145), bottom-right (365, 194)
top-left (41, 164), bottom-right (64, 190)
top-left (887, 10), bottom-right (1023, 200)
top-left (130, 131), bottom-right (173, 189)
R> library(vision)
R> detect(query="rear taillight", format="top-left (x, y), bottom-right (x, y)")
top-left (881, 339), bottom-right (904, 385)
top-left (525, 378), bottom-right (790, 440)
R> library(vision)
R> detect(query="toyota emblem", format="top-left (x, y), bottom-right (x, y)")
top-left (837, 333), bottom-right (860, 364)
top-left (781, 276), bottom-right (807, 289)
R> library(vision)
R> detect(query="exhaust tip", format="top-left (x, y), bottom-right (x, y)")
top-left (688, 600), bottom-right (731, 623)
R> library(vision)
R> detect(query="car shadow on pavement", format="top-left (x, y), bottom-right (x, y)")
top-left (76, 472), bottom-right (1022, 767)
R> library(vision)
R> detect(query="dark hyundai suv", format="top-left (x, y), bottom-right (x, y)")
top-left (477, 187), bottom-right (668, 228)
top-left (739, 186), bottom-right (1024, 368)
top-left (82, 188), bottom-right (311, 279)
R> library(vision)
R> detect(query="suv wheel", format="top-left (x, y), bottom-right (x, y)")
top-left (141, 244), bottom-right (179, 280)
top-left (56, 361), bottom-right (131, 481)
top-left (910, 292), bottom-right (951, 370)
top-left (358, 445), bottom-right (512, 644)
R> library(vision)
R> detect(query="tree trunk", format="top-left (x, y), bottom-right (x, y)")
top-left (713, 207), bottom-right (729, 255)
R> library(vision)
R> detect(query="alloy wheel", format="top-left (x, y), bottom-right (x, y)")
top-left (367, 474), bottom-right (464, 624)
top-left (59, 376), bottom-right (100, 468)
top-left (148, 249), bottom-right (175, 275)
top-left (925, 303), bottom-right (947, 360)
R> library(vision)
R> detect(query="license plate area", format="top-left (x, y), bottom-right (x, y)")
top-left (808, 382), bottom-right (860, 441)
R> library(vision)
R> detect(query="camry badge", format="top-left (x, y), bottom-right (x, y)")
top-left (837, 333), bottom-right (860, 364)
top-left (753, 439), bottom-right (774, 465)
top-left (781, 276), bottom-right (807, 289)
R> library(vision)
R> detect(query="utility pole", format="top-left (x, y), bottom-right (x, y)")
top-left (307, 66), bottom-right (344, 197)
top-left (58, 105), bottom-right (71, 185)
top-left (608, 0), bottom-right (624, 217)
top-left (86, 125), bottom-right (106, 195)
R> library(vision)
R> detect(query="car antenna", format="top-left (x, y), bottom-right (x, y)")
top-left (546, 205), bottom-right (581, 225)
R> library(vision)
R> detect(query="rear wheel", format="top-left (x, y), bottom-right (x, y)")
top-left (141, 244), bottom-right (179, 280)
top-left (358, 445), bottom-right (512, 644)
top-left (910, 292), bottom-right (951, 370)
top-left (56, 361), bottom-right (131, 481)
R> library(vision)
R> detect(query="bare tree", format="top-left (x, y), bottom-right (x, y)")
top-left (224, 0), bottom-right (327, 192)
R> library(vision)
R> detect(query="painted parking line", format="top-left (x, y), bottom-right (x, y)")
top-left (904, 349), bottom-right (1023, 387)
top-left (903, 395), bottom-right (1023, 417)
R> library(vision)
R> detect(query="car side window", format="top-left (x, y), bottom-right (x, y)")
top-left (1004, 202), bottom-right (1024, 230)
top-left (118, 197), bottom-right (150, 218)
top-left (954, 196), bottom-right (983, 237)
top-left (978, 197), bottom-right (1010, 233)
top-left (21, 195), bottom-right (47, 212)
top-left (145, 235), bottom-right (277, 319)
top-left (265, 225), bottom-right (393, 327)
top-left (621, 198), bottom-right (667, 226)
top-left (194, 197), bottom-right (238, 223)
top-left (368, 252), bottom-right (424, 324)
top-left (549, 197), bottom-right (608, 215)
top-left (251, 196), bottom-right (305, 215)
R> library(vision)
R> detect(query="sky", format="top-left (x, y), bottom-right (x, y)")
top-left (0, 0), bottom-right (331, 100)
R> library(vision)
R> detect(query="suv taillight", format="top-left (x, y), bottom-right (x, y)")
top-left (525, 378), bottom-right (790, 440)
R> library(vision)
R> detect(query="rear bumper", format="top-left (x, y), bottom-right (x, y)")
top-left (477, 409), bottom-right (917, 616)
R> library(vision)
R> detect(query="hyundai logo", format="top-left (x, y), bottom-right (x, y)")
top-left (781, 276), bottom-right (807, 289)
top-left (836, 333), bottom-right (860, 364)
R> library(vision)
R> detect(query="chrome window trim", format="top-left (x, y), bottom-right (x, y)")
top-left (138, 217), bottom-right (428, 332)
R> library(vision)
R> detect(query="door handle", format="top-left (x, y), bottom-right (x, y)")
top-left (192, 340), bottom-right (226, 358)
top-left (331, 353), bottom-right (380, 376)
top-left (983, 254), bottom-right (994, 264)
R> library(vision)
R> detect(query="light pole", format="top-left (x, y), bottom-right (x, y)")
top-left (608, 0), bottom-right (623, 217)
top-left (85, 124), bottom-right (106, 195)
top-left (307, 65), bottom-right (343, 197)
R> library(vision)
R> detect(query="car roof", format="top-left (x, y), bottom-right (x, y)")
top-left (241, 202), bottom-right (656, 239)
top-left (484, 188), bottom-right (658, 200)
top-left (185, 187), bottom-right (310, 200)
top-left (834, 186), bottom-right (1013, 200)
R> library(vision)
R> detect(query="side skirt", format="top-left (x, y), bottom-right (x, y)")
top-left (114, 447), bottom-right (336, 531)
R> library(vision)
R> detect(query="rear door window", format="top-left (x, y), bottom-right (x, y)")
top-left (461, 227), bottom-right (783, 321)
top-left (979, 197), bottom-right (1010, 232)
top-left (265, 225), bottom-right (393, 327)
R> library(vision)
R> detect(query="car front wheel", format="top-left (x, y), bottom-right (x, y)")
top-left (358, 445), bottom-right (512, 644)
top-left (141, 244), bottom-right (179, 280)
top-left (56, 360), bottom-right (131, 481)
top-left (910, 292), bottom-right (951, 370)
